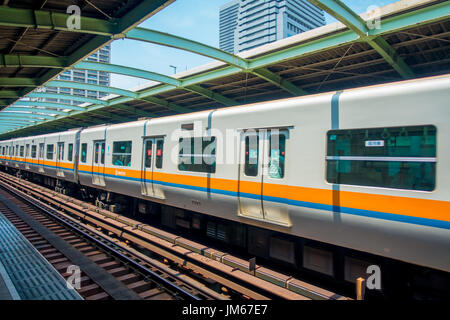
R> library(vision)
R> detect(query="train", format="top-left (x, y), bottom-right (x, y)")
top-left (1, 74), bottom-right (449, 297)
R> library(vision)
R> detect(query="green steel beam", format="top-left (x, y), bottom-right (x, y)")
top-left (107, 0), bottom-right (450, 112)
top-left (248, 1), bottom-right (449, 70)
top-left (138, 96), bottom-right (192, 114)
top-left (74, 61), bottom-right (238, 106)
top-left (184, 84), bottom-right (238, 106)
top-left (1, 1), bottom-right (448, 140)
top-left (0, 117), bottom-right (37, 123)
top-left (27, 92), bottom-right (108, 106)
top-left (6, 107), bottom-right (69, 116)
top-left (0, 78), bottom-right (39, 87)
top-left (46, 80), bottom-right (137, 99)
top-left (0, 6), bottom-right (117, 35)
top-left (0, 91), bottom-right (20, 99)
top-left (369, 1), bottom-right (450, 36)
top-left (111, 104), bottom-right (157, 118)
top-left (126, 27), bottom-right (305, 95)
top-left (11, 0), bottom-right (445, 135)
top-left (0, 0), bottom-right (176, 138)
top-left (307, 0), bottom-right (414, 79)
top-left (1, 112), bottom-right (54, 120)
top-left (250, 68), bottom-right (308, 95)
top-left (247, 31), bottom-right (359, 70)
top-left (75, 61), bottom-right (180, 87)
top-left (14, 101), bottom-right (86, 111)
top-left (0, 54), bottom-right (68, 68)
top-left (126, 28), bottom-right (249, 69)
top-left (90, 110), bottom-right (134, 123)
top-left (0, 122), bottom-right (25, 126)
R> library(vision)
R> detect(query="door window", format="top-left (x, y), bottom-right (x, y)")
top-left (244, 135), bottom-right (259, 177)
top-left (145, 140), bottom-right (153, 168)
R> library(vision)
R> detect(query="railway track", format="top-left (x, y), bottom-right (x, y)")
top-left (0, 171), bottom-right (350, 300)
top-left (0, 179), bottom-right (224, 300)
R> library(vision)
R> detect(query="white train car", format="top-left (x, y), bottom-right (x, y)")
top-left (0, 75), bottom-right (449, 296)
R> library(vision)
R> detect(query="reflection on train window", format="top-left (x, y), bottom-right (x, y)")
top-left (326, 125), bottom-right (436, 191)
top-left (178, 137), bottom-right (216, 173)
top-left (112, 141), bottom-right (132, 167)
top-left (245, 135), bottom-right (258, 176)
top-left (25, 144), bottom-right (30, 157)
top-left (144, 140), bottom-right (152, 168)
top-left (94, 143), bottom-right (99, 164)
top-left (20, 146), bottom-right (24, 157)
top-left (31, 145), bottom-right (37, 158)
top-left (156, 140), bottom-right (164, 169)
top-left (68, 144), bottom-right (73, 162)
top-left (101, 142), bottom-right (105, 165)
top-left (39, 143), bottom-right (44, 158)
top-left (81, 143), bottom-right (87, 163)
top-left (268, 132), bottom-right (286, 179)
top-left (46, 144), bottom-right (54, 160)
top-left (57, 142), bottom-right (64, 161)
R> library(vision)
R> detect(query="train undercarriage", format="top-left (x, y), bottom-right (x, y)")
top-left (2, 166), bottom-right (449, 300)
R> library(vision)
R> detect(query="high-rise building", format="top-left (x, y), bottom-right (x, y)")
top-left (219, 0), bottom-right (240, 54)
top-left (219, 0), bottom-right (325, 54)
top-left (38, 45), bottom-right (111, 106)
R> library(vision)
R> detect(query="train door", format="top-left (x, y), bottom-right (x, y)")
top-left (141, 137), bottom-right (165, 199)
top-left (38, 142), bottom-right (45, 173)
top-left (92, 140), bottom-right (106, 186)
top-left (56, 141), bottom-right (65, 177)
top-left (238, 129), bottom-right (291, 226)
top-left (238, 130), bottom-right (264, 219)
top-left (261, 130), bottom-right (290, 226)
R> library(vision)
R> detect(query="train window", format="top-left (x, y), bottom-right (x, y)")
top-left (178, 137), bottom-right (216, 173)
top-left (94, 143), bottom-right (99, 164)
top-left (31, 145), bottom-right (37, 158)
top-left (15, 145), bottom-right (19, 156)
top-left (25, 144), bottom-right (30, 157)
top-left (57, 142), bottom-right (64, 161)
top-left (326, 125), bottom-right (436, 191)
top-left (81, 143), bottom-right (87, 163)
top-left (19, 146), bottom-right (24, 157)
top-left (245, 135), bottom-right (259, 176)
top-left (268, 132), bottom-right (286, 179)
top-left (144, 140), bottom-right (152, 168)
top-left (11, 146), bottom-right (14, 156)
top-left (46, 144), bottom-right (54, 160)
top-left (68, 144), bottom-right (73, 162)
top-left (112, 141), bottom-right (132, 167)
top-left (156, 140), bottom-right (164, 169)
top-left (39, 143), bottom-right (44, 158)
top-left (101, 142), bottom-right (105, 165)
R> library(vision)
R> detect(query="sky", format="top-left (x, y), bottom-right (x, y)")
top-left (110, 0), bottom-right (399, 89)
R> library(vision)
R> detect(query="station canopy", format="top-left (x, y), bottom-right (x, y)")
top-left (0, 0), bottom-right (449, 139)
